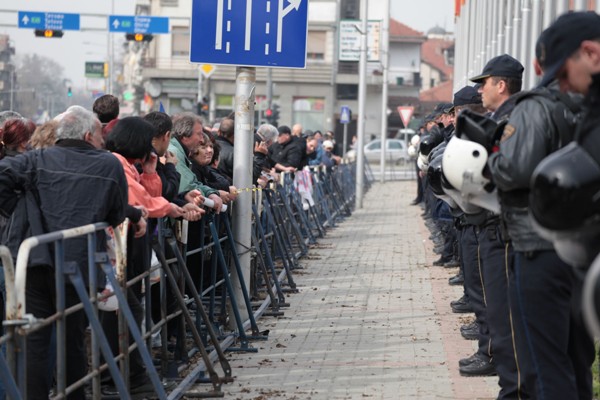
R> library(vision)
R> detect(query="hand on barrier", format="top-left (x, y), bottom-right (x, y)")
top-left (168, 203), bottom-right (185, 218)
top-left (228, 186), bottom-right (238, 201)
top-left (181, 203), bottom-right (205, 221)
top-left (203, 194), bottom-right (226, 213)
top-left (184, 189), bottom-right (204, 206)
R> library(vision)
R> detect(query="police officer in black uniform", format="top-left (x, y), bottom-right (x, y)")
top-left (456, 55), bottom-right (524, 398)
top-left (494, 12), bottom-right (600, 399)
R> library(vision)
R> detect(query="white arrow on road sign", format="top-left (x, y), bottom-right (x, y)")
top-left (397, 106), bottom-right (414, 128)
top-left (112, 19), bottom-right (120, 29)
top-left (22, 15), bottom-right (29, 25)
top-left (277, 0), bottom-right (302, 52)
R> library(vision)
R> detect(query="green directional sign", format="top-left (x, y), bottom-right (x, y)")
top-left (85, 62), bottom-right (106, 78)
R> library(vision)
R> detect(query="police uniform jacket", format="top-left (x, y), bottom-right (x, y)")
top-left (488, 84), bottom-right (580, 252)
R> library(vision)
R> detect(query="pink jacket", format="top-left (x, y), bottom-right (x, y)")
top-left (112, 152), bottom-right (171, 218)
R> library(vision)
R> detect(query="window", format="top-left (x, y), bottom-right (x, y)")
top-left (388, 141), bottom-right (404, 150)
top-left (337, 84), bottom-right (358, 100)
top-left (307, 31), bottom-right (326, 60)
top-left (172, 27), bottom-right (189, 57)
top-left (293, 97), bottom-right (325, 130)
top-left (366, 141), bottom-right (381, 151)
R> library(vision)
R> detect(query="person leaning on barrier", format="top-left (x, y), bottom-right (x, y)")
top-left (0, 107), bottom-right (129, 400)
top-left (268, 125), bottom-right (306, 173)
top-left (253, 123), bottom-right (279, 187)
top-left (215, 118), bottom-right (235, 182)
top-left (168, 112), bottom-right (223, 213)
top-left (500, 12), bottom-right (600, 399)
top-left (191, 131), bottom-right (238, 204)
top-left (102, 116), bottom-right (192, 396)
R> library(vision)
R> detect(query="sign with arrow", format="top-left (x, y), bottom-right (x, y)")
top-left (397, 106), bottom-right (415, 128)
top-left (108, 15), bottom-right (169, 34)
top-left (18, 11), bottom-right (80, 30)
top-left (190, 0), bottom-right (308, 68)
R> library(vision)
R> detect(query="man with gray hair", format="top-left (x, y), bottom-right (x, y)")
top-left (253, 123), bottom-right (279, 185)
top-left (0, 107), bottom-right (128, 399)
top-left (168, 112), bottom-right (223, 212)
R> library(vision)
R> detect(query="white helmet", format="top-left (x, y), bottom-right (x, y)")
top-left (442, 136), bottom-right (500, 214)
top-left (408, 144), bottom-right (417, 157)
top-left (417, 153), bottom-right (428, 171)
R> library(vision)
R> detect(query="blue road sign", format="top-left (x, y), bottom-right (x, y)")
top-left (190, 0), bottom-right (308, 68)
top-left (18, 11), bottom-right (80, 31)
top-left (109, 15), bottom-right (169, 34)
top-left (340, 106), bottom-right (351, 124)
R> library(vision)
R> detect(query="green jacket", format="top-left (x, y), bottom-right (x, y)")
top-left (168, 137), bottom-right (219, 197)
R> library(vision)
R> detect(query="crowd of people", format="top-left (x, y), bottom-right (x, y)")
top-left (0, 91), bottom-right (345, 398)
top-left (412, 11), bottom-right (600, 400)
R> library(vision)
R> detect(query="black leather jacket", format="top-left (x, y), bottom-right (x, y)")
top-left (488, 83), bottom-right (582, 251)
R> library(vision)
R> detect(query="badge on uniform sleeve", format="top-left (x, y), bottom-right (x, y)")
top-left (501, 124), bottom-right (516, 142)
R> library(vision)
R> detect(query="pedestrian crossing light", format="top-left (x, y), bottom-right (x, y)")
top-left (34, 29), bottom-right (64, 38)
top-left (125, 33), bottom-right (154, 42)
top-left (67, 87), bottom-right (72, 97)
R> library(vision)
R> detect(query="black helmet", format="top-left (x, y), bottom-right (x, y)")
top-left (455, 109), bottom-right (503, 152)
top-left (419, 126), bottom-right (445, 156)
top-left (530, 142), bottom-right (600, 267)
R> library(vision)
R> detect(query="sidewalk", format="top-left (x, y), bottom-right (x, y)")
top-left (222, 181), bottom-right (498, 399)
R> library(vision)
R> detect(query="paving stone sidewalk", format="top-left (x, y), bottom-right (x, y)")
top-left (221, 181), bottom-right (498, 400)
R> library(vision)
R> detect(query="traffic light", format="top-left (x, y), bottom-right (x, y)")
top-left (67, 87), bottom-right (72, 97)
top-left (125, 33), bottom-right (154, 42)
top-left (197, 96), bottom-right (209, 117)
top-left (270, 103), bottom-right (280, 127)
top-left (34, 29), bottom-right (63, 38)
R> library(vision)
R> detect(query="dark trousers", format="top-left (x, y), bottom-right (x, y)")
top-left (510, 251), bottom-right (595, 400)
top-left (478, 225), bottom-right (525, 400)
top-left (26, 266), bottom-right (87, 400)
top-left (99, 289), bottom-right (147, 387)
top-left (461, 226), bottom-right (490, 358)
top-left (415, 160), bottom-right (424, 202)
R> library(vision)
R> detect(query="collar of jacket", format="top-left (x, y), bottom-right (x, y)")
top-left (55, 139), bottom-right (96, 150)
top-left (170, 137), bottom-right (192, 166)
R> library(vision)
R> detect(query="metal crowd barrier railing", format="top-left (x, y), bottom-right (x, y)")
top-left (0, 163), bottom-right (359, 399)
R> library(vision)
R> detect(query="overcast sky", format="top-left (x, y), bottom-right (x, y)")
top-left (0, 0), bottom-right (455, 89)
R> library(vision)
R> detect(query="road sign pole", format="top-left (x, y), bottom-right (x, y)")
top-left (343, 123), bottom-right (348, 158)
top-left (379, 0), bottom-right (390, 184)
top-left (230, 66), bottom-right (255, 325)
top-left (356, 0), bottom-right (368, 209)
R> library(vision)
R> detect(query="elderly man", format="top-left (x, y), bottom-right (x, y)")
top-left (168, 112), bottom-right (223, 212)
top-left (0, 107), bottom-right (129, 399)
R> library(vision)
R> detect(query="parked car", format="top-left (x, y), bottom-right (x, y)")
top-left (346, 138), bottom-right (411, 165)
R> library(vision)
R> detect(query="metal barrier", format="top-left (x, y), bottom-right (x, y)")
top-left (0, 163), bottom-right (359, 399)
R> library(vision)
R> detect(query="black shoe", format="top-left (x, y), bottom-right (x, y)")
top-left (450, 296), bottom-right (473, 313)
top-left (459, 357), bottom-right (497, 377)
top-left (443, 259), bottom-right (460, 268)
top-left (411, 199), bottom-right (422, 206)
top-left (460, 321), bottom-right (478, 333)
top-left (460, 322), bottom-right (479, 340)
top-left (458, 352), bottom-right (489, 367)
top-left (448, 273), bottom-right (464, 286)
top-left (433, 257), bottom-right (449, 266)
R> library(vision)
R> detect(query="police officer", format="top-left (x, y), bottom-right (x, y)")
top-left (494, 12), bottom-right (600, 399)
top-left (456, 55), bottom-right (524, 396)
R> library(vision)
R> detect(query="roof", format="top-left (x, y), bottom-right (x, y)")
top-left (419, 80), bottom-right (453, 103)
top-left (389, 19), bottom-right (427, 43)
top-left (421, 38), bottom-right (454, 80)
